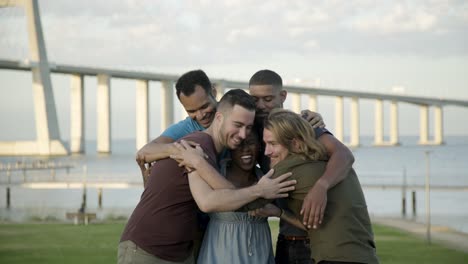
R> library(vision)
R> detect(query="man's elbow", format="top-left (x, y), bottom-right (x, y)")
top-left (198, 204), bottom-right (212, 213)
top-left (345, 149), bottom-right (355, 166)
top-left (196, 198), bottom-right (217, 213)
top-left (336, 144), bottom-right (354, 167)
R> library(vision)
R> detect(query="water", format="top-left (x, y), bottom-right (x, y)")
top-left (0, 136), bottom-right (467, 233)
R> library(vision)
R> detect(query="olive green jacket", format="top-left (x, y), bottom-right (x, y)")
top-left (245, 155), bottom-right (379, 263)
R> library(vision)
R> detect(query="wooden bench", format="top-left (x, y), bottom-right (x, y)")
top-left (66, 212), bottom-right (97, 225)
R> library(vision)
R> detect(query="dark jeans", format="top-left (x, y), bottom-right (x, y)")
top-left (275, 235), bottom-right (312, 264)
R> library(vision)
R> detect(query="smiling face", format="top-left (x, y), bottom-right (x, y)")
top-left (249, 84), bottom-right (287, 123)
top-left (263, 128), bottom-right (290, 167)
top-left (179, 85), bottom-right (217, 128)
top-left (231, 132), bottom-right (260, 171)
top-left (219, 105), bottom-right (255, 150)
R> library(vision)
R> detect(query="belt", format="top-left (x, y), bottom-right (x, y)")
top-left (279, 234), bottom-right (310, 241)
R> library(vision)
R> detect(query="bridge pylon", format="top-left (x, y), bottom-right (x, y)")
top-left (0, 0), bottom-right (68, 156)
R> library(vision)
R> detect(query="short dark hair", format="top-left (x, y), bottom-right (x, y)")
top-left (217, 89), bottom-right (256, 113)
top-left (249, 69), bottom-right (283, 87)
top-left (175, 69), bottom-right (213, 99)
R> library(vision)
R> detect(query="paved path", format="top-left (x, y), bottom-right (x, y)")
top-left (372, 216), bottom-right (468, 253)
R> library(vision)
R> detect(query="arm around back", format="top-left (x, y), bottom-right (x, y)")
top-left (136, 117), bottom-right (205, 163)
top-left (301, 133), bottom-right (354, 228)
top-left (317, 133), bottom-right (354, 188)
top-left (136, 135), bottom-right (179, 163)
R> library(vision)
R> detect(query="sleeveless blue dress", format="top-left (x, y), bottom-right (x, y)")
top-left (197, 166), bottom-right (274, 263)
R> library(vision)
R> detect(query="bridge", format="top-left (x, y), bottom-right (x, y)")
top-left (1, 0), bottom-right (468, 156)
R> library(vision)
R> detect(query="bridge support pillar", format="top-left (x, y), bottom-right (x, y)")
top-left (434, 106), bottom-right (444, 145)
top-left (335, 96), bottom-right (344, 142)
top-left (290, 93), bottom-right (301, 114)
top-left (390, 101), bottom-right (399, 145)
top-left (161, 81), bottom-right (174, 131)
top-left (308, 95), bottom-right (317, 112)
top-left (27, 0), bottom-right (63, 155)
top-left (136, 80), bottom-right (149, 150)
top-left (374, 99), bottom-right (384, 145)
top-left (71, 74), bottom-right (85, 153)
top-left (418, 105), bottom-right (445, 145)
top-left (373, 99), bottom-right (400, 146)
top-left (97, 74), bottom-right (111, 153)
top-left (350, 97), bottom-right (360, 147)
top-left (0, 0), bottom-right (67, 155)
top-left (419, 105), bottom-right (429, 145)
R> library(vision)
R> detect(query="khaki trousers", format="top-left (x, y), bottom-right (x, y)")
top-left (118, 240), bottom-right (194, 264)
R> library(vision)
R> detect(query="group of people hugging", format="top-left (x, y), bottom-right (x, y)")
top-left (117, 69), bottom-right (379, 264)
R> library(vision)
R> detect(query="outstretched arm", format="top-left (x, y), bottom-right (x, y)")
top-left (188, 170), bottom-right (296, 213)
top-left (301, 133), bottom-right (354, 229)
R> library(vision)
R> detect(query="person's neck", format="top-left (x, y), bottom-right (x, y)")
top-left (204, 126), bottom-right (224, 154)
top-left (226, 165), bottom-right (256, 188)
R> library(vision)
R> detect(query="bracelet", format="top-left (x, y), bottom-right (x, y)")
top-left (279, 208), bottom-right (284, 218)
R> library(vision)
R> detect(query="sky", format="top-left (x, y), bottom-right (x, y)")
top-left (0, 0), bottom-right (468, 141)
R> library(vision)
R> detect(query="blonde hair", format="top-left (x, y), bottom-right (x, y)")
top-left (264, 109), bottom-right (328, 161)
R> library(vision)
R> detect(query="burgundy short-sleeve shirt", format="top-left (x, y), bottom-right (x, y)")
top-left (120, 132), bottom-right (217, 262)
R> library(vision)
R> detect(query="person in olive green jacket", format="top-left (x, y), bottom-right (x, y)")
top-left (252, 108), bottom-right (379, 264)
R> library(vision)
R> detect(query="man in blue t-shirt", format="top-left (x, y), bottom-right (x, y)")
top-left (136, 70), bottom-right (217, 172)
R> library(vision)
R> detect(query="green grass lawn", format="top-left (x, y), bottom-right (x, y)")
top-left (0, 221), bottom-right (467, 264)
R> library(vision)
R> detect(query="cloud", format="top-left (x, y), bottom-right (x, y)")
top-left (1, 0), bottom-right (468, 139)
top-left (1, 0), bottom-right (467, 68)
top-left (226, 26), bottom-right (260, 43)
top-left (350, 3), bottom-right (438, 34)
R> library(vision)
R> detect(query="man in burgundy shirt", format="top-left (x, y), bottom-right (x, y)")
top-left (119, 89), bottom-right (296, 264)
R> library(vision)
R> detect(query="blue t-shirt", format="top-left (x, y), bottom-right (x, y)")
top-left (161, 117), bottom-right (205, 140)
